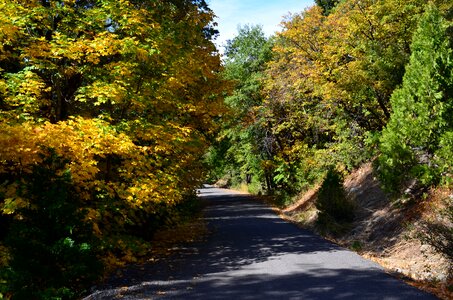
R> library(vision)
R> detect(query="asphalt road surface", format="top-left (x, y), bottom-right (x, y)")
top-left (84, 185), bottom-right (437, 299)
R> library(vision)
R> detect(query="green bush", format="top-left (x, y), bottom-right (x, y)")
top-left (316, 168), bottom-right (355, 234)
top-left (437, 131), bottom-right (453, 186)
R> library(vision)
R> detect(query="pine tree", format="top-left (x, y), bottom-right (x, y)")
top-left (378, 4), bottom-right (453, 191)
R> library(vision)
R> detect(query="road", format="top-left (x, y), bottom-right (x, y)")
top-left (84, 185), bottom-right (437, 299)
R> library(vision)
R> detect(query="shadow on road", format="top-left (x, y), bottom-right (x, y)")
top-left (84, 187), bottom-right (437, 300)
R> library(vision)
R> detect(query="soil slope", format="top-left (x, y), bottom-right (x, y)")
top-left (282, 163), bottom-right (452, 300)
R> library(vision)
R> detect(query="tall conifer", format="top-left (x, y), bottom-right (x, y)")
top-left (379, 4), bottom-right (453, 191)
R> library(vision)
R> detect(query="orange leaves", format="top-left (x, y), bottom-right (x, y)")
top-left (0, 114), bottom-right (206, 213)
top-left (274, 5), bottom-right (355, 103)
top-left (76, 81), bottom-right (128, 106)
top-left (47, 31), bottom-right (132, 64)
top-left (0, 2), bottom-right (27, 53)
top-left (0, 118), bottom-right (128, 185)
top-left (0, 182), bottom-right (27, 215)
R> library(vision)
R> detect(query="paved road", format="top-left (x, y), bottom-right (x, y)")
top-left (85, 186), bottom-right (437, 299)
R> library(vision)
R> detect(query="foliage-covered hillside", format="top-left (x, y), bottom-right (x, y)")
top-left (209, 0), bottom-right (452, 198)
top-left (206, 0), bottom-right (452, 284)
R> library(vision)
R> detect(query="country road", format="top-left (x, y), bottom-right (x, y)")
top-left (84, 185), bottom-right (437, 299)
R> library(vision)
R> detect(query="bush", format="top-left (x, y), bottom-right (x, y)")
top-left (437, 131), bottom-right (453, 186)
top-left (316, 168), bottom-right (355, 234)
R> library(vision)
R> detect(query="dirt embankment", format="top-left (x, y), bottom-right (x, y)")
top-left (281, 163), bottom-right (452, 300)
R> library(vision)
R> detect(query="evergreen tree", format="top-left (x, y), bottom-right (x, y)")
top-left (314, 0), bottom-right (340, 15)
top-left (378, 4), bottom-right (453, 192)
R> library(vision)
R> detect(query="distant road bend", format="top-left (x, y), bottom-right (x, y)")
top-left (84, 185), bottom-right (437, 299)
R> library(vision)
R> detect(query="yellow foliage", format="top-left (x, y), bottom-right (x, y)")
top-left (0, 0), bottom-right (228, 285)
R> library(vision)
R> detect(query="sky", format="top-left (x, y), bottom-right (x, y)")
top-left (207, 0), bottom-right (315, 52)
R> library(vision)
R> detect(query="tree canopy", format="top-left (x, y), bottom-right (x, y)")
top-left (209, 0), bottom-right (452, 201)
top-left (0, 0), bottom-right (226, 298)
top-left (205, 25), bottom-right (274, 191)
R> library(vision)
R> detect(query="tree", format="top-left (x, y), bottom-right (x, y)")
top-left (378, 3), bottom-right (453, 192)
top-left (315, 0), bottom-right (340, 15)
top-left (0, 0), bottom-right (226, 297)
top-left (206, 25), bottom-right (274, 191)
top-left (261, 5), bottom-right (369, 195)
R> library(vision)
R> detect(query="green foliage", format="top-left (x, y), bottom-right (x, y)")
top-left (1, 154), bottom-right (102, 300)
top-left (207, 25), bottom-right (274, 192)
top-left (204, 140), bottom-right (232, 183)
top-left (224, 25), bottom-right (274, 79)
top-left (378, 4), bottom-right (453, 192)
top-left (350, 240), bottom-right (363, 252)
top-left (207, 1), bottom-right (452, 206)
top-left (316, 168), bottom-right (355, 235)
top-left (315, 0), bottom-right (340, 15)
top-left (259, 1), bottom-right (411, 200)
top-left (437, 131), bottom-right (453, 185)
top-left (246, 176), bottom-right (263, 195)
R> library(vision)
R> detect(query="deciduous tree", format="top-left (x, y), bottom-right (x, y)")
top-left (206, 25), bottom-right (274, 191)
top-left (0, 0), bottom-right (226, 297)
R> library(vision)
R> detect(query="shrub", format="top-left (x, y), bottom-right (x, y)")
top-left (417, 198), bottom-right (453, 263)
top-left (316, 168), bottom-right (355, 234)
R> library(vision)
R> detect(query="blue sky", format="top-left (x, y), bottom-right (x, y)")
top-left (207, 0), bottom-right (315, 52)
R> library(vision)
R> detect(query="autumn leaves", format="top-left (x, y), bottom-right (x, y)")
top-left (0, 0), bottom-right (226, 298)
top-left (208, 0), bottom-right (452, 200)
top-left (0, 0), bottom-right (451, 298)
